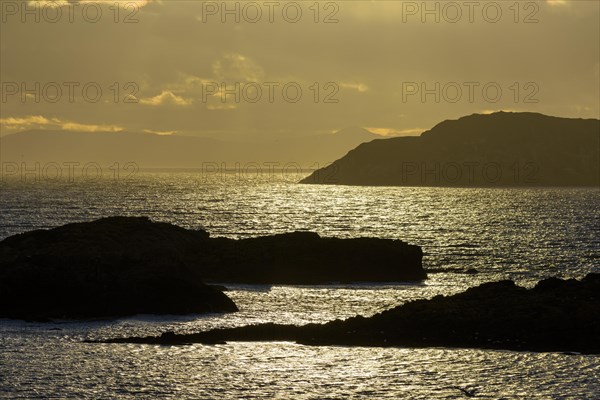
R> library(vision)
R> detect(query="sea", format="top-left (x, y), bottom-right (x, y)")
top-left (0, 172), bottom-right (599, 399)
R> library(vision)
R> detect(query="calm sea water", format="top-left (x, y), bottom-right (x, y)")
top-left (1, 173), bottom-right (599, 399)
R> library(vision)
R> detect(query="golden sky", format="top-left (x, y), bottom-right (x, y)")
top-left (1, 0), bottom-right (598, 139)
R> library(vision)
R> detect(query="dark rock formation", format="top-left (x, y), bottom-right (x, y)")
top-left (0, 217), bottom-right (237, 320)
top-left (0, 217), bottom-right (424, 320)
top-left (301, 112), bottom-right (600, 187)
top-left (204, 232), bottom-right (425, 284)
top-left (101, 274), bottom-right (600, 354)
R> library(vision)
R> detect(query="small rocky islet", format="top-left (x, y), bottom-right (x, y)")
top-left (100, 273), bottom-right (600, 355)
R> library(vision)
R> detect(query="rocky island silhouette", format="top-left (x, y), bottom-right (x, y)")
top-left (301, 112), bottom-right (600, 187)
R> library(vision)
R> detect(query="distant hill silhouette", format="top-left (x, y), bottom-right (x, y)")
top-left (301, 112), bottom-right (600, 187)
top-left (0, 127), bottom-right (378, 169)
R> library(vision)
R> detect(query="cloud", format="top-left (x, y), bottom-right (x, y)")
top-left (143, 129), bottom-right (177, 135)
top-left (365, 127), bottom-right (424, 137)
top-left (212, 54), bottom-right (265, 82)
top-left (0, 115), bottom-right (123, 134)
top-left (480, 109), bottom-right (521, 115)
top-left (181, 75), bottom-right (216, 87)
top-left (207, 104), bottom-right (238, 111)
top-left (27, 1), bottom-right (69, 7)
top-left (28, 0), bottom-right (157, 8)
top-left (139, 90), bottom-right (192, 106)
top-left (0, 115), bottom-right (53, 127)
top-left (340, 82), bottom-right (369, 93)
top-left (61, 122), bottom-right (123, 132)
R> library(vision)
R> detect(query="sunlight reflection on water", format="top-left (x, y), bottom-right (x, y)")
top-left (1, 174), bottom-right (599, 398)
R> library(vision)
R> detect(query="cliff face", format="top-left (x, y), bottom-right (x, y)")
top-left (301, 112), bottom-right (600, 187)
top-left (0, 217), bottom-right (424, 320)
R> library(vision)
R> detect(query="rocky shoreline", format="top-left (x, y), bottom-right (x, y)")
top-left (98, 274), bottom-right (600, 354)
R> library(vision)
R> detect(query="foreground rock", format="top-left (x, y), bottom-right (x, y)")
top-left (0, 217), bottom-right (424, 320)
top-left (100, 274), bottom-right (600, 354)
top-left (0, 217), bottom-right (238, 320)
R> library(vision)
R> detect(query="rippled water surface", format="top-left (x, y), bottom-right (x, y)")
top-left (1, 173), bottom-right (599, 399)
